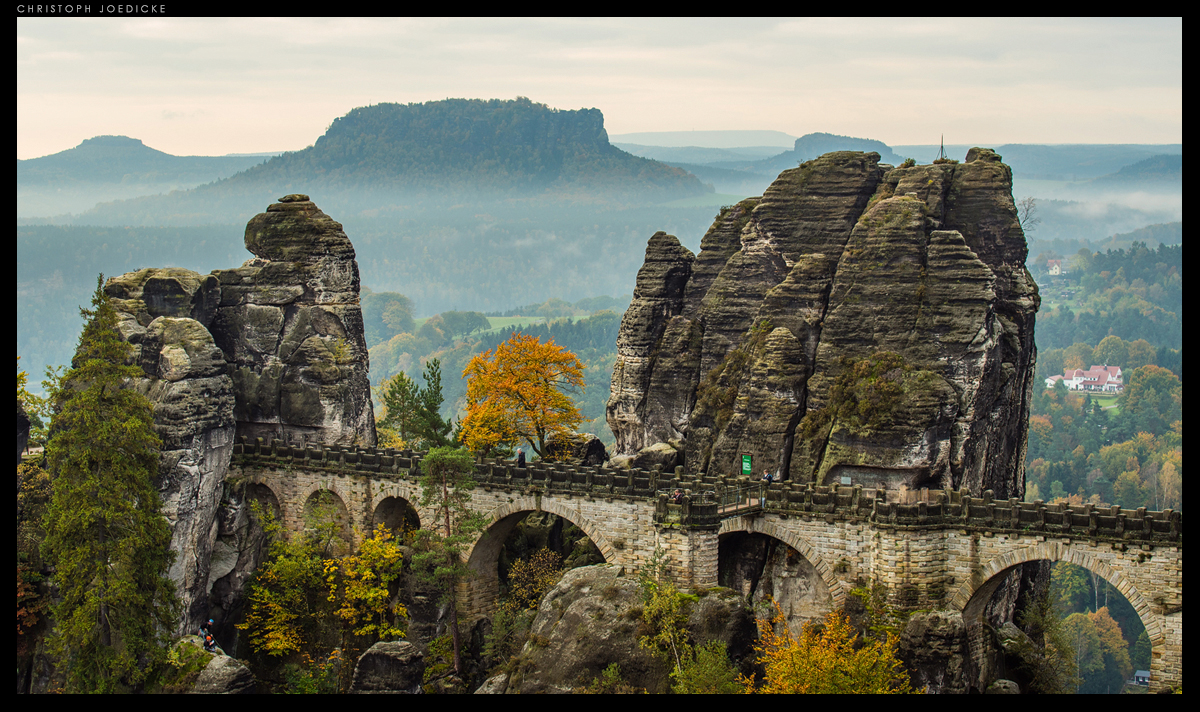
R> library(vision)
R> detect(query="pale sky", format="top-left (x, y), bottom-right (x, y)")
top-left (16, 17), bottom-right (1182, 160)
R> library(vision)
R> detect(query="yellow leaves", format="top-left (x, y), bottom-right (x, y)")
top-left (460, 332), bottom-right (585, 456)
top-left (501, 548), bottom-right (563, 614)
top-left (326, 527), bottom-right (407, 640)
top-left (240, 526), bottom-right (408, 659)
top-left (742, 602), bottom-right (916, 694)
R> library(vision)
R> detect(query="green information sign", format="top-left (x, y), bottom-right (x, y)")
top-left (741, 453), bottom-right (752, 476)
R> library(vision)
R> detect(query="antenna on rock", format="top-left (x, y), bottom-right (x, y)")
top-left (936, 134), bottom-right (948, 162)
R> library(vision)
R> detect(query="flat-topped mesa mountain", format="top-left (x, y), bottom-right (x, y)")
top-left (75, 98), bottom-right (709, 226)
top-left (608, 149), bottom-right (1040, 498)
top-left (97, 195), bottom-right (375, 631)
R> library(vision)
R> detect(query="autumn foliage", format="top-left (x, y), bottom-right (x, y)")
top-left (501, 548), bottom-right (563, 614)
top-left (460, 332), bottom-right (585, 457)
top-left (742, 603), bottom-right (915, 694)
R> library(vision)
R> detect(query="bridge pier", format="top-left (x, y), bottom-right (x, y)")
top-left (655, 525), bottom-right (719, 590)
top-left (1150, 609), bottom-right (1182, 693)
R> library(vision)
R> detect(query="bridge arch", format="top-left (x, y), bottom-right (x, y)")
top-left (461, 496), bottom-right (617, 616)
top-left (371, 494), bottom-right (422, 537)
top-left (300, 487), bottom-right (353, 555)
top-left (718, 518), bottom-right (843, 611)
top-left (951, 540), bottom-right (1179, 691)
top-left (243, 480), bottom-right (283, 524)
top-left (950, 541), bottom-right (1162, 645)
top-left (469, 497), bottom-right (618, 571)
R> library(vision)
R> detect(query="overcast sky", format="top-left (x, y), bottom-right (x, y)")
top-left (16, 17), bottom-right (1182, 160)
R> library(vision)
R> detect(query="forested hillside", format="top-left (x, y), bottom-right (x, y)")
top-left (1024, 240), bottom-right (1183, 511)
top-left (72, 98), bottom-right (709, 227)
top-left (365, 295), bottom-right (623, 447)
top-left (1031, 242), bottom-right (1181, 351)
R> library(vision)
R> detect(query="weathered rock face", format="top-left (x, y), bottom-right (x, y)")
top-left (106, 270), bottom-right (237, 634)
top-left (544, 431), bottom-right (609, 466)
top-left (348, 641), bottom-right (425, 693)
top-left (98, 196), bottom-right (376, 637)
top-left (502, 564), bottom-right (754, 694)
top-left (897, 610), bottom-right (973, 694)
top-left (505, 565), bottom-right (668, 693)
top-left (191, 653), bottom-right (258, 694)
top-left (608, 150), bottom-right (1039, 497)
top-left (211, 194), bottom-right (375, 447)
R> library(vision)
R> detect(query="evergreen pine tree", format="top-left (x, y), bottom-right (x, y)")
top-left (40, 276), bottom-right (179, 692)
top-left (414, 358), bottom-right (454, 448)
top-left (411, 446), bottom-right (486, 676)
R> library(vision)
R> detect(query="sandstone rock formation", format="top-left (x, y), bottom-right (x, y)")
top-left (544, 431), bottom-right (609, 466)
top-left (211, 194), bottom-right (375, 447)
top-left (608, 150), bottom-right (1039, 498)
top-left (106, 269), bottom-right (237, 634)
top-left (191, 654), bottom-right (258, 694)
top-left (98, 195), bottom-right (375, 636)
top-left (348, 640), bottom-right (425, 693)
top-left (897, 610), bottom-right (973, 693)
top-left (499, 564), bottom-right (754, 693)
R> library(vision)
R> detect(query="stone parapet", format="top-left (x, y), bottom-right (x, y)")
top-left (231, 437), bottom-right (1182, 545)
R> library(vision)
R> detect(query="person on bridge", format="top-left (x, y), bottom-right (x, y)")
top-left (516, 448), bottom-right (526, 468)
top-left (763, 469), bottom-right (774, 483)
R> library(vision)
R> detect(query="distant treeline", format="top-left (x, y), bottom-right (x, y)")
top-left (486, 294), bottom-right (631, 318)
top-left (1033, 242), bottom-right (1181, 350)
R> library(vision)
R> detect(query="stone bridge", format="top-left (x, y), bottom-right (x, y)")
top-left (228, 437), bottom-right (1183, 692)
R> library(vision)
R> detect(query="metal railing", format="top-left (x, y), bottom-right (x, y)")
top-left (715, 482), bottom-right (766, 518)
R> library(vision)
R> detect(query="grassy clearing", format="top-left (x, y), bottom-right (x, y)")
top-left (411, 315), bottom-right (547, 335)
top-left (1091, 393), bottom-right (1120, 413)
top-left (478, 316), bottom-right (548, 334)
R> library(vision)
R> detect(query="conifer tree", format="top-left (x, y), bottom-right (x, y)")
top-left (40, 276), bottom-right (178, 692)
top-left (411, 446), bottom-right (486, 676)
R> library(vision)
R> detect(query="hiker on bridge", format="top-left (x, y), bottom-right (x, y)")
top-left (516, 448), bottom-right (526, 468)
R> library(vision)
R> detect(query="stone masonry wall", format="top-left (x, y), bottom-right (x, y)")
top-left (230, 437), bottom-right (1183, 691)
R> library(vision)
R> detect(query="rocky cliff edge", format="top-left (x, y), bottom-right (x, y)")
top-left (607, 150), bottom-right (1039, 498)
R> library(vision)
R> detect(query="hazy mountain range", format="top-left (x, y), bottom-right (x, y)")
top-left (17, 135), bottom-right (276, 217)
top-left (16, 98), bottom-right (1183, 394)
top-left (20, 98), bottom-right (708, 226)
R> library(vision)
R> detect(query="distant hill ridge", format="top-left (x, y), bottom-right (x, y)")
top-left (18, 134), bottom-right (270, 186)
top-left (1091, 154), bottom-right (1182, 185)
top-left (70, 98), bottom-right (709, 225)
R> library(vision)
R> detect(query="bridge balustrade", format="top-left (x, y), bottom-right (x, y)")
top-left (229, 437), bottom-right (1181, 543)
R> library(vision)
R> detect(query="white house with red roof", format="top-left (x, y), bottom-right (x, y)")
top-left (1045, 364), bottom-right (1123, 392)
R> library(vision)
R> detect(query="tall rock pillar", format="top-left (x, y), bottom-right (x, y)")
top-left (212, 194), bottom-right (376, 447)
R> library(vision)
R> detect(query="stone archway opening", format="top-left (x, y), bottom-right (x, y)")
top-left (496, 512), bottom-right (606, 584)
top-left (718, 531), bottom-right (833, 638)
top-left (372, 496), bottom-right (421, 540)
top-left (246, 482), bottom-right (282, 528)
top-left (465, 506), bottom-right (610, 617)
top-left (302, 489), bottom-right (352, 557)
top-left (961, 558), bottom-right (1155, 694)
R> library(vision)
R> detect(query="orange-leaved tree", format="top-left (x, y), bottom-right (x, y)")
top-left (460, 332), bottom-right (585, 458)
top-left (741, 602), bottom-right (916, 694)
